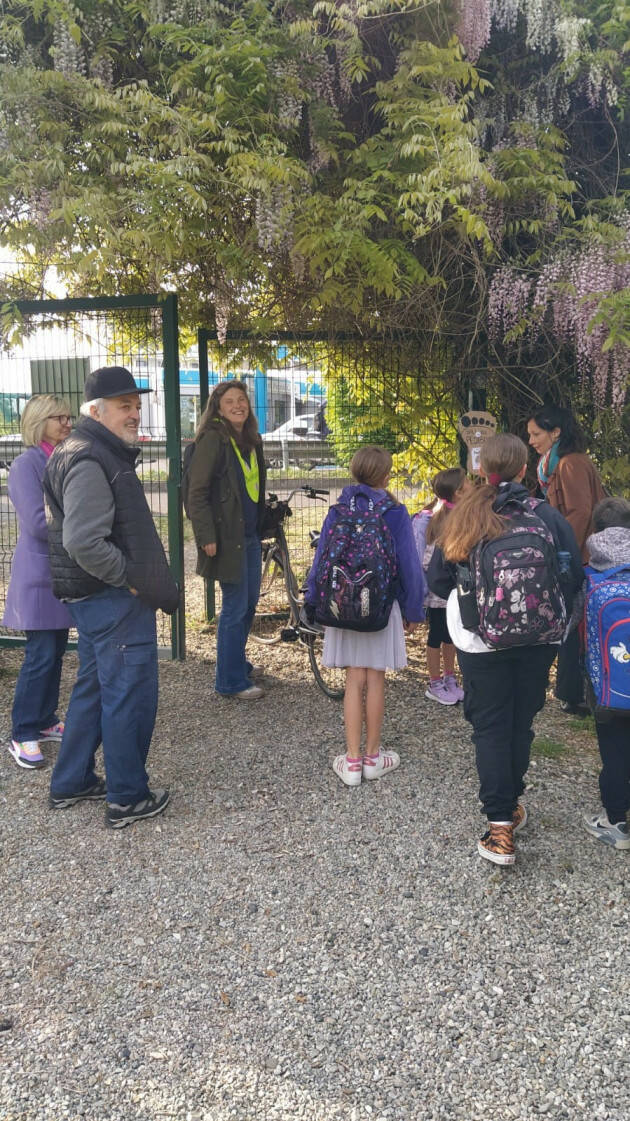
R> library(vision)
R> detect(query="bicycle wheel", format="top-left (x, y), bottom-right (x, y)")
top-left (306, 632), bottom-right (345, 700)
top-left (250, 542), bottom-right (290, 644)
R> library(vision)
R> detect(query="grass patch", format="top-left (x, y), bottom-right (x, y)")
top-left (531, 735), bottom-right (568, 759)
top-left (569, 714), bottom-right (597, 735)
top-left (267, 466), bottom-right (310, 481)
top-left (140, 468), bottom-right (169, 483)
top-left (154, 514), bottom-right (195, 546)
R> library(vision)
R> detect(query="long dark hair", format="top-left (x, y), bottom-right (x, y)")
top-left (529, 404), bottom-right (586, 456)
top-left (196, 379), bottom-right (260, 454)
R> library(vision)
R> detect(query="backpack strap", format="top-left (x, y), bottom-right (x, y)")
top-left (587, 564), bottom-right (630, 580)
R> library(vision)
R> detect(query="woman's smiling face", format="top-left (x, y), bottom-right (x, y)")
top-left (218, 387), bottom-right (250, 432)
top-left (527, 419), bottom-right (560, 457)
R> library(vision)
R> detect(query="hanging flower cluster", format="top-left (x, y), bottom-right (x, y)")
top-left (454, 0), bottom-right (491, 66)
top-left (489, 221), bottom-right (630, 410)
top-left (52, 21), bottom-right (86, 76)
top-left (148, 0), bottom-right (207, 23)
top-left (534, 226), bottom-right (630, 408)
top-left (455, 0), bottom-right (620, 109)
top-left (272, 60), bottom-right (303, 131)
top-left (254, 186), bottom-right (295, 253)
top-left (213, 290), bottom-right (230, 347)
top-left (488, 265), bottom-right (532, 339)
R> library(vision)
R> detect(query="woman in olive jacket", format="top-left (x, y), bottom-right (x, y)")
top-left (527, 404), bottom-right (606, 713)
top-left (187, 380), bottom-right (267, 699)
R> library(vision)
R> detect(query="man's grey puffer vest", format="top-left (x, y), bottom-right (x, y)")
top-left (43, 416), bottom-right (179, 614)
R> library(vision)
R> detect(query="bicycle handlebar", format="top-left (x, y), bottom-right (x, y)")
top-left (267, 485), bottom-right (330, 506)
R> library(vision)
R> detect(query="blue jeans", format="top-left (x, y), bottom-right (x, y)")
top-left (50, 588), bottom-right (158, 804)
top-left (11, 629), bottom-right (69, 741)
top-left (215, 536), bottom-right (262, 695)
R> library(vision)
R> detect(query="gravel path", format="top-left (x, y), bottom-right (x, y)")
top-left (1, 617), bottom-right (628, 1121)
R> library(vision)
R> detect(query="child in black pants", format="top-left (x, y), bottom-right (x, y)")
top-left (427, 434), bottom-right (583, 866)
top-left (583, 497), bottom-right (630, 851)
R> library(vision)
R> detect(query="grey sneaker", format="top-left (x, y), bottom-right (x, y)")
top-left (583, 812), bottom-right (630, 851)
top-left (106, 789), bottom-right (170, 830)
top-left (233, 685), bottom-right (264, 700)
top-left (49, 779), bottom-right (107, 809)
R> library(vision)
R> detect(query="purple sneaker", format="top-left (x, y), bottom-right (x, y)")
top-left (8, 740), bottom-right (45, 769)
top-left (443, 675), bottom-right (464, 702)
top-left (425, 679), bottom-right (458, 706)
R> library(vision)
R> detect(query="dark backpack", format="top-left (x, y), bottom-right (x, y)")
top-left (466, 497), bottom-right (566, 649)
top-left (584, 564), bottom-right (630, 715)
top-left (313, 493), bottom-right (397, 632)
top-left (181, 440), bottom-right (228, 518)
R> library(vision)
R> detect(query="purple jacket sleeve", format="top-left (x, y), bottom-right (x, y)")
top-left (8, 450), bottom-right (48, 542)
top-left (387, 505), bottom-right (426, 622)
top-left (305, 507), bottom-right (336, 604)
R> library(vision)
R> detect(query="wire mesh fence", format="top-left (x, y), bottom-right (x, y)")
top-left (194, 332), bottom-right (462, 626)
top-left (0, 297), bottom-right (183, 655)
top-left (0, 306), bottom-right (463, 657)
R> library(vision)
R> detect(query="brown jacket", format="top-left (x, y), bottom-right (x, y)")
top-left (546, 453), bottom-right (606, 561)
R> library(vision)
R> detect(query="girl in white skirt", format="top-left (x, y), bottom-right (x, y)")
top-left (304, 446), bottom-right (425, 786)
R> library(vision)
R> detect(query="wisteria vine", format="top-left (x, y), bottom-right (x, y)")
top-left (455, 0), bottom-right (619, 111)
top-left (488, 221), bottom-right (630, 409)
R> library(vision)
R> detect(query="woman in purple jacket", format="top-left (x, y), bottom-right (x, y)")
top-left (3, 395), bottom-right (73, 768)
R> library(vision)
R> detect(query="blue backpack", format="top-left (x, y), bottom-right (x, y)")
top-left (313, 493), bottom-right (397, 631)
top-left (584, 564), bottom-right (630, 715)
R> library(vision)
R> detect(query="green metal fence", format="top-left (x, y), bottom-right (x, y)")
top-left (0, 294), bottom-right (185, 659)
top-left (193, 329), bottom-right (461, 622)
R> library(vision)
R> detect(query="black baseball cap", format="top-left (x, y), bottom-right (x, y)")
top-left (83, 366), bottom-right (151, 401)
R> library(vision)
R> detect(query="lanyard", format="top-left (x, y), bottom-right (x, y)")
top-left (230, 438), bottom-right (259, 503)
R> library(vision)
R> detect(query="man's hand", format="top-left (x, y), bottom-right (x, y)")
top-left (202, 543), bottom-right (217, 557)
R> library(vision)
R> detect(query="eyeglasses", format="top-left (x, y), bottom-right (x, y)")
top-left (47, 415), bottom-right (74, 425)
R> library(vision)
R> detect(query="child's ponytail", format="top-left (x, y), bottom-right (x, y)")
top-left (437, 434), bottom-right (528, 561)
top-left (426, 466), bottom-right (467, 544)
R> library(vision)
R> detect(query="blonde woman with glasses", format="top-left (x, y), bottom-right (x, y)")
top-left (3, 395), bottom-right (73, 768)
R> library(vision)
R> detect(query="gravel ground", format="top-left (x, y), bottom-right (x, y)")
top-left (1, 596), bottom-right (628, 1121)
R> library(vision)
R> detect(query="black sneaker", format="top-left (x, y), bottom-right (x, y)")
top-left (105, 789), bottom-right (170, 830)
top-left (49, 779), bottom-right (107, 810)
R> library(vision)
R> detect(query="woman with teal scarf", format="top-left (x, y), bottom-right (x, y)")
top-left (527, 404), bottom-right (606, 714)
top-left (187, 380), bottom-right (267, 700)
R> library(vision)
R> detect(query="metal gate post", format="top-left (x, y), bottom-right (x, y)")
top-left (162, 293), bottom-right (186, 659)
top-left (197, 329), bottom-right (215, 623)
top-left (197, 328), bottom-right (210, 414)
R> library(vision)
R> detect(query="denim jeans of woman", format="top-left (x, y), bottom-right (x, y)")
top-left (215, 535), bottom-right (262, 695)
top-left (12, 628), bottom-right (68, 741)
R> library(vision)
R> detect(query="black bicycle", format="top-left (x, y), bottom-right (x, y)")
top-left (250, 485), bottom-right (345, 700)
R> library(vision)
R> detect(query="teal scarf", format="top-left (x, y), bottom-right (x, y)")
top-left (537, 440), bottom-right (560, 496)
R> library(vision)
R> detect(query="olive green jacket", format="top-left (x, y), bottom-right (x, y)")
top-left (187, 420), bottom-right (267, 583)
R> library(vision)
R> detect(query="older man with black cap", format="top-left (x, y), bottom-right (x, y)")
top-left (43, 367), bottom-right (179, 828)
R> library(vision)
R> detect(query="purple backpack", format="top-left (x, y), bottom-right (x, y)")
top-left (469, 497), bottom-right (566, 649)
top-left (584, 565), bottom-right (630, 715)
top-left (313, 493), bottom-right (397, 631)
